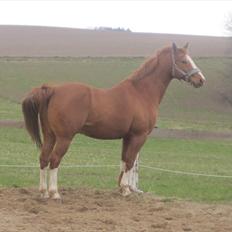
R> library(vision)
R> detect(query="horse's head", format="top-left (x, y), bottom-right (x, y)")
top-left (171, 42), bottom-right (205, 88)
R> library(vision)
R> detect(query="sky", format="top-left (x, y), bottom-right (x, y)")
top-left (0, 1), bottom-right (231, 37)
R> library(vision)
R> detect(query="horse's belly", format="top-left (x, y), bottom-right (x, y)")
top-left (80, 123), bottom-right (128, 139)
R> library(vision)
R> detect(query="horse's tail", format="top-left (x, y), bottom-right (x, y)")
top-left (22, 85), bottom-right (54, 149)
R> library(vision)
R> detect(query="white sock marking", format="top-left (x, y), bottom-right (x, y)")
top-left (129, 156), bottom-right (138, 190)
top-left (120, 154), bottom-right (143, 194)
top-left (39, 168), bottom-right (49, 198)
top-left (121, 169), bottom-right (130, 186)
top-left (49, 168), bottom-right (58, 193)
top-left (39, 168), bottom-right (47, 192)
top-left (120, 161), bottom-right (126, 172)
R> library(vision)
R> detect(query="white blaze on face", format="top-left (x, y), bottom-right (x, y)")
top-left (186, 55), bottom-right (197, 69)
top-left (186, 55), bottom-right (206, 81)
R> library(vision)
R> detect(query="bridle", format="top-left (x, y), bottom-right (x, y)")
top-left (171, 47), bottom-right (201, 82)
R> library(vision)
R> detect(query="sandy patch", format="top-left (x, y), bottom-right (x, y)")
top-left (0, 188), bottom-right (232, 232)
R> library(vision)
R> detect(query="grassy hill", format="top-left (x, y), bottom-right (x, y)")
top-left (0, 56), bottom-right (231, 132)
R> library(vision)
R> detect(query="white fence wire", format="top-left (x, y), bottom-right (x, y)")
top-left (1, 163), bottom-right (232, 179)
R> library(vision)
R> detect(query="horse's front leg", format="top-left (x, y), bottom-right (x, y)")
top-left (128, 153), bottom-right (143, 193)
top-left (119, 134), bottom-right (147, 196)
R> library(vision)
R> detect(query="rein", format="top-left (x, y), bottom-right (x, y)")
top-left (171, 48), bottom-right (200, 81)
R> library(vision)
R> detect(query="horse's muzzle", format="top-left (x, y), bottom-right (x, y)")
top-left (190, 72), bottom-right (205, 88)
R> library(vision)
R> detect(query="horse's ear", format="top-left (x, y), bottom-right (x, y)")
top-left (183, 42), bottom-right (189, 50)
top-left (172, 42), bottom-right (178, 53)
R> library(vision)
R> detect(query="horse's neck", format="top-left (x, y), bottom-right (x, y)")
top-left (133, 66), bottom-right (172, 106)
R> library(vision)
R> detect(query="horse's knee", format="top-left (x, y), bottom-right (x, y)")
top-left (40, 156), bottom-right (49, 169)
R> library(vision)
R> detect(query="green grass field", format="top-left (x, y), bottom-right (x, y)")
top-left (0, 57), bottom-right (232, 203)
top-left (0, 57), bottom-right (232, 131)
top-left (0, 128), bottom-right (232, 203)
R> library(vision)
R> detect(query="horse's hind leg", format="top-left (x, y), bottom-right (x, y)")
top-left (39, 133), bottom-right (56, 198)
top-left (48, 136), bottom-right (72, 199)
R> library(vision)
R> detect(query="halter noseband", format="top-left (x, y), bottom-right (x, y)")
top-left (171, 47), bottom-right (200, 81)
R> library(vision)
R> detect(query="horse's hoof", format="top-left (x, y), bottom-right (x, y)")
top-left (130, 187), bottom-right (144, 194)
top-left (40, 191), bottom-right (49, 199)
top-left (120, 185), bottom-right (131, 197)
top-left (49, 191), bottom-right (61, 200)
top-left (52, 192), bottom-right (61, 200)
top-left (40, 189), bottom-right (49, 199)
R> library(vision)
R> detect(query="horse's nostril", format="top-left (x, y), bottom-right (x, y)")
top-left (200, 78), bottom-right (204, 85)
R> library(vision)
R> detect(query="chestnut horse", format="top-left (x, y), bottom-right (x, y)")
top-left (22, 43), bottom-right (205, 199)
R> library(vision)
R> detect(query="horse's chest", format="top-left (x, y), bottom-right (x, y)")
top-left (131, 108), bottom-right (157, 134)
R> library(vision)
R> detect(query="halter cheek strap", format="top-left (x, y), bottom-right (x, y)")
top-left (171, 48), bottom-right (201, 81)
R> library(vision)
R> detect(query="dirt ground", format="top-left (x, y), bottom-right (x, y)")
top-left (0, 188), bottom-right (232, 232)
